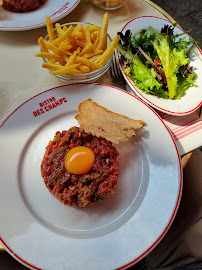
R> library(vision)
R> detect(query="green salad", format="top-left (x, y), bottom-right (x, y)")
top-left (117, 24), bottom-right (198, 99)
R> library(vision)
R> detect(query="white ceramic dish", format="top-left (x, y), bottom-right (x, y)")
top-left (118, 16), bottom-right (202, 116)
top-left (0, 83), bottom-right (182, 270)
top-left (0, 0), bottom-right (80, 31)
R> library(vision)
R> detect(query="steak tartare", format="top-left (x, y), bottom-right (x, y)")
top-left (2, 0), bottom-right (47, 12)
top-left (41, 126), bottom-right (119, 207)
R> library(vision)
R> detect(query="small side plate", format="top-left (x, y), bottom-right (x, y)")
top-left (118, 16), bottom-right (202, 116)
top-left (0, 0), bottom-right (80, 31)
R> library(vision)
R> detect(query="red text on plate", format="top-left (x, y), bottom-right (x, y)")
top-left (50, 3), bottom-right (70, 17)
top-left (33, 97), bottom-right (67, 117)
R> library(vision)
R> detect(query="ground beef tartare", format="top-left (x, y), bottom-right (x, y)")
top-left (2, 0), bottom-right (47, 12)
top-left (41, 127), bottom-right (119, 207)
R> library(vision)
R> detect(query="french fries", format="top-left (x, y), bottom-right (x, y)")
top-left (35, 13), bottom-right (120, 76)
top-left (45, 17), bottom-right (55, 42)
top-left (96, 12), bottom-right (108, 51)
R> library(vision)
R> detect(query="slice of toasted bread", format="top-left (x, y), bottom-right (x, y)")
top-left (75, 99), bottom-right (144, 144)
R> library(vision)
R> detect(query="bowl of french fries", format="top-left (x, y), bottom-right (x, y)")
top-left (35, 13), bottom-right (120, 83)
top-left (90, 0), bottom-right (128, 10)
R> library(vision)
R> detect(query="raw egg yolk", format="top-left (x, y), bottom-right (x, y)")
top-left (64, 146), bottom-right (95, 175)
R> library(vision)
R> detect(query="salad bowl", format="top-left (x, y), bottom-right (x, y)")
top-left (117, 16), bottom-right (202, 116)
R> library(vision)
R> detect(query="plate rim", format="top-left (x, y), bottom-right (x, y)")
top-left (0, 83), bottom-right (183, 270)
top-left (0, 0), bottom-right (80, 31)
top-left (118, 15), bottom-right (202, 116)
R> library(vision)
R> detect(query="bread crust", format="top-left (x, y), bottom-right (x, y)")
top-left (75, 99), bottom-right (144, 144)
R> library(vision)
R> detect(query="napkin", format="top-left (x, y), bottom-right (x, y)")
top-left (158, 111), bottom-right (202, 156)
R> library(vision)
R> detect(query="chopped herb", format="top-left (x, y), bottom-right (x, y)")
top-left (96, 195), bottom-right (103, 201)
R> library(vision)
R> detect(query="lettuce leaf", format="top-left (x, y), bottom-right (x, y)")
top-left (145, 26), bottom-right (189, 98)
top-left (129, 54), bottom-right (162, 92)
top-left (175, 72), bottom-right (197, 99)
top-left (116, 43), bottom-right (162, 93)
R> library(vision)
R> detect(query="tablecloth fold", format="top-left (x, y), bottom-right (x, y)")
top-left (158, 111), bottom-right (202, 156)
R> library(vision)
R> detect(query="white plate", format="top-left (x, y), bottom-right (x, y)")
top-left (0, 83), bottom-right (182, 270)
top-left (118, 16), bottom-right (202, 116)
top-left (0, 0), bottom-right (80, 31)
